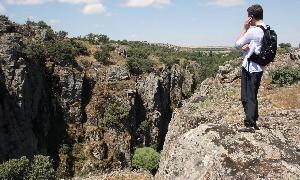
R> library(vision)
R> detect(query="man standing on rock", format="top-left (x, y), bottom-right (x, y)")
top-left (235, 4), bottom-right (265, 131)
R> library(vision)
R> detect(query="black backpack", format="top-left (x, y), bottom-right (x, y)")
top-left (248, 25), bottom-right (277, 66)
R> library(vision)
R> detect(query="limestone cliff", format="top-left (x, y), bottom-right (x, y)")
top-left (0, 31), bottom-right (50, 161)
top-left (0, 17), bottom-right (195, 176)
top-left (0, 16), bottom-right (85, 165)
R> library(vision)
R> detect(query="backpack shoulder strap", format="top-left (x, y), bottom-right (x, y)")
top-left (256, 25), bottom-right (266, 32)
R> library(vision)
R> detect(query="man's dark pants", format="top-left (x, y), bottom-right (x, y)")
top-left (241, 67), bottom-right (263, 127)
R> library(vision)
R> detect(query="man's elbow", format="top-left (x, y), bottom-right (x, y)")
top-left (235, 41), bottom-right (242, 49)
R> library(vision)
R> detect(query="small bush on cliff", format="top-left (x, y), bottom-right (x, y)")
top-left (94, 44), bottom-right (115, 64)
top-left (23, 41), bottom-right (47, 61)
top-left (27, 155), bottom-right (56, 180)
top-left (271, 67), bottom-right (300, 86)
top-left (70, 39), bottom-right (89, 56)
top-left (0, 155), bottom-right (56, 180)
top-left (47, 40), bottom-right (77, 63)
top-left (0, 15), bottom-right (9, 22)
top-left (182, 85), bottom-right (192, 98)
top-left (0, 156), bottom-right (30, 179)
top-left (132, 147), bottom-right (160, 173)
top-left (103, 102), bottom-right (130, 126)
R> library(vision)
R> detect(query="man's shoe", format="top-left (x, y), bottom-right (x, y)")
top-left (253, 123), bottom-right (260, 130)
top-left (244, 120), bottom-right (251, 127)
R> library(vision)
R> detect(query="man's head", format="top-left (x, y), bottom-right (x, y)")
top-left (247, 4), bottom-right (263, 20)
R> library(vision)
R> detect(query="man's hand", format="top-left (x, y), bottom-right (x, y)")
top-left (244, 17), bottom-right (252, 30)
top-left (242, 44), bottom-right (250, 51)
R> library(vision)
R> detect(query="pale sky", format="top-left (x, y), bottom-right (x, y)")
top-left (1, 0), bottom-right (299, 47)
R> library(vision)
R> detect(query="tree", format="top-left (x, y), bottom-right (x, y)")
top-left (0, 15), bottom-right (9, 22)
top-left (37, 21), bottom-right (51, 29)
top-left (85, 33), bottom-right (96, 44)
top-left (96, 34), bottom-right (110, 44)
top-left (279, 43), bottom-right (292, 50)
top-left (56, 31), bottom-right (68, 40)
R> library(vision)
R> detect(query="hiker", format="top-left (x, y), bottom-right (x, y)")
top-left (235, 4), bottom-right (266, 130)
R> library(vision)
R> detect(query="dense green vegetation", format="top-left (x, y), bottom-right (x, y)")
top-left (132, 147), bottom-right (160, 173)
top-left (16, 19), bottom-right (89, 65)
top-left (23, 38), bottom-right (89, 64)
top-left (0, 155), bottom-right (56, 180)
top-left (124, 41), bottom-right (242, 82)
top-left (272, 67), bottom-right (300, 86)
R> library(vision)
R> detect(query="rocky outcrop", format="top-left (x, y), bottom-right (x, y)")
top-left (0, 17), bottom-right (84, 162)
top-left (156, 122), bottom-right (300, 179)
top-left (136, 65), bottom-right (194, 150)
top-left (216, 60), bottom-right (241, 83)
top-left (0, 25), bottom-right (51, 161)
top-left (156, 54), bottom-right (300, 179)
top-left (51, 64), bottom-right (84, 124)
top-left (106, 65), bottom-right (130, 81)
top-left (290, 50), bottom-right (300, 61)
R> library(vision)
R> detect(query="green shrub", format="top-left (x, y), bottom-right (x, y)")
top-left (71, 39), bottom-right (89, 56)
top-left (57, 144), bottom-right (72, 178)
top-left (160, 56), bottom-right (180, 67)
top-left (138, 120), bottom-right (150, 134)
top-left (23, 41), bottom-right (46, 61)
top-left (94, 44), bottom-right (115, 64)
top-left (84, 33), bottom-right (110, 44)
top-left (59, 144), bottom-right (71, 155)
top-left (0, 15), bottom-right (9, 22)
top-left (132, 147), bottom-right (160, 172)
top-left (24, 39), bottom-right (88, 63)
top-left (103, 102), bottom-right (130, 126)
top-left (271, 67), bottom-right (300, 86)
top-left (47, 40), bottom-right (77, 63)
top-left (37, 21), bottom-right (51, 29)
top-left (279, 43), bottom-right (292, 51)
top-left (127, 48), bottom-right (150, 59)
top-left (27, 155), bottom-right (56, 180)
top-left (127, 57), bottom-right (154, 75)
top-left (94, 50), bottom-right (110, 64)
top-left (0, 156), bottom-right (30, 180)
top-left (182, 85), bottom-right (192, 98)
top-left (0, 155), bottom-right (55, 180)
top-left (56, 31), bottom-right (68, 40)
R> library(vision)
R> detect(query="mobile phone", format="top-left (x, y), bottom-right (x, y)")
top-left (248, 17), bottom-right (253, 25)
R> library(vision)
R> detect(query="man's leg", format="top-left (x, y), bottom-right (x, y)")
top-left (247, 71), bottom-right (263, 128)
top-left (241, 68), bottom-right (251, 127)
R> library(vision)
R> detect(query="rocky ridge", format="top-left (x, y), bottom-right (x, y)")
top-left (156, 52), bottom-right (300, 179)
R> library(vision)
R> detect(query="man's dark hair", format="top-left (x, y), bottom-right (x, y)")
top-left (247, 4), bottom-right (263, 20)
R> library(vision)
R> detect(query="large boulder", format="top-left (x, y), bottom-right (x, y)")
top-left (156, 122), bottom-right (300, 179)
